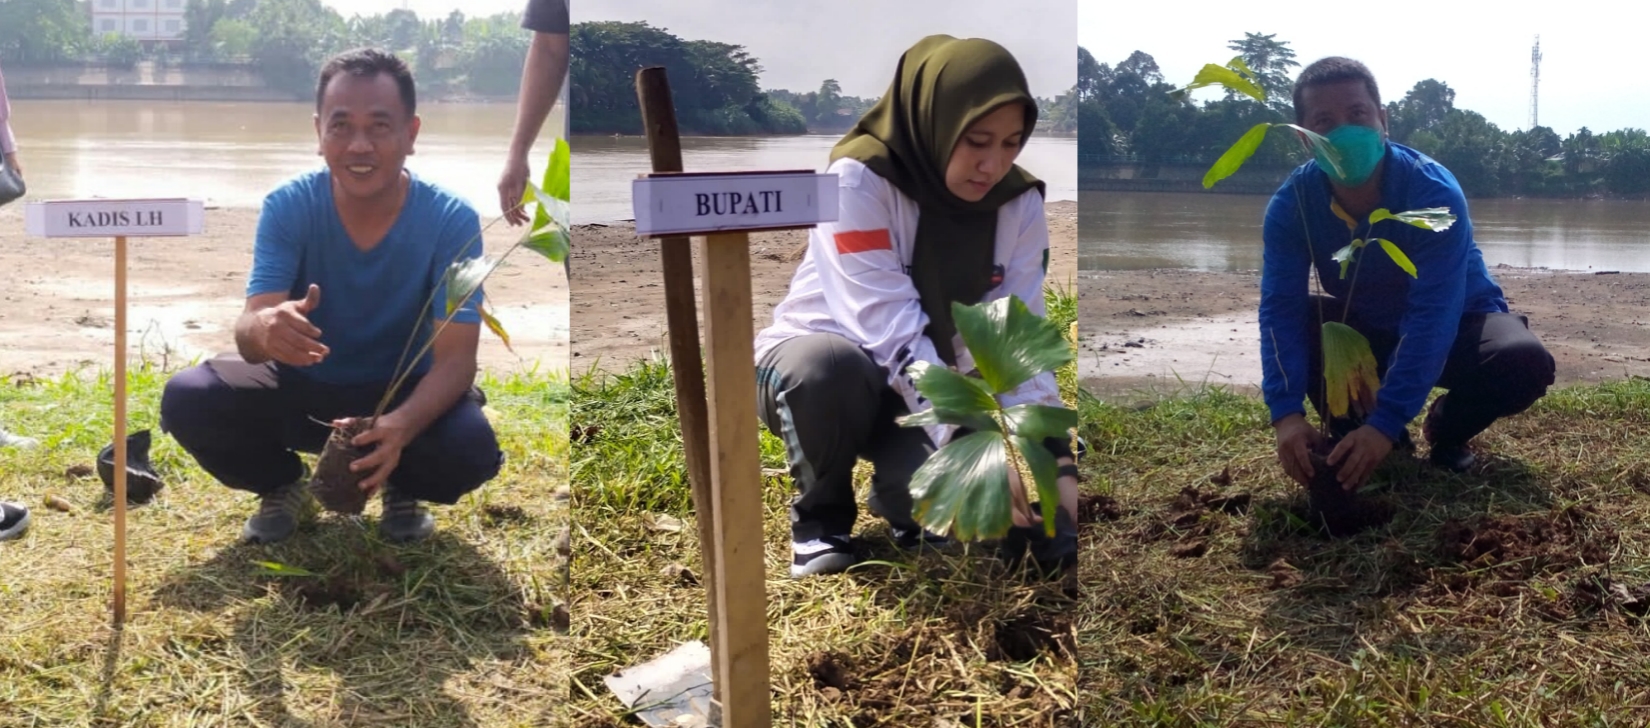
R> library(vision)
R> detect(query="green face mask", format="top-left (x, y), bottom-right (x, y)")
top-left (1314, 124), bottom-right (1386, 187)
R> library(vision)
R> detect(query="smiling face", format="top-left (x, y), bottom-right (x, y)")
top-left (313, 71), bottom-right (420, 204)
top-left (944, 102), bottom-right (1027, 202)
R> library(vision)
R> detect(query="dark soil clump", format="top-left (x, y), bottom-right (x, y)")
top-left (292, 574), bottom-right (366, 612)
top-left (806, 651), bottom-right (854, 691)
top-left (310, 419), bottom-right (373, 514)
top-left (988, 610), bottom-right (1073, 663)
top-left (1078, 493), bottom-right (1123, 523)
top-left (481, 504), bottom-right (533, 525)
top-left (1436, 506), bottom-right (1615, 580)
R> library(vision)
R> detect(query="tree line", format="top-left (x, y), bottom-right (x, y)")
top-left (0, 0), bottom-right (540, 100)
top-left (1079, 33), bottom-right (1650, 197)
top-left (572, 21), bottom-right (1078, 137)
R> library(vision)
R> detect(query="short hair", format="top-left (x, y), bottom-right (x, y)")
top-left (316, 47), bottom-right (417, 117)
top-left (1292, 57), bottom-right (1381, 125)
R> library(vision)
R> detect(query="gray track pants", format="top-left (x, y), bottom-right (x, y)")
top-left (756, 333), bottom-right (933, 542)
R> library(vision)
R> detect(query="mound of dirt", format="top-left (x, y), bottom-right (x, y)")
top-left (1078, 493), bottom-right (1123, 523)
top-left (1436, 506), bottom-right (1615, 580)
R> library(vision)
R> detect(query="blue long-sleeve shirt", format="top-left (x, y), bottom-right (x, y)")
top-left (1258, 142), bottom-right (1508, 441)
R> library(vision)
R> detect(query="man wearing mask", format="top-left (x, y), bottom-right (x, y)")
top-left (1258, 57), bottom-right (1556, 493)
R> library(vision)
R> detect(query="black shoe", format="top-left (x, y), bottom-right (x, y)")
top-left (998, 507), bottom-right (1077, 577)
top-left (1429, 443), bottom-right (1475, 473)
top-left (790, 535), bottom-right (857, 578)
top-left (890, 525), bottom-right (956, 552)
top-left (0, 501), bottom-right (31, 541)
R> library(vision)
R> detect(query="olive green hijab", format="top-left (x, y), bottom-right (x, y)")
top-left (831, 34), bottom-right (1043, 366)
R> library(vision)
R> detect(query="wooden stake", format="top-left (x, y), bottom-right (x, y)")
top-left (700, 231), bottom-right (771, 727)
top-left (112, 235), bottom-right (128, 626)
top-left (634, 66), bottom-right (726, 700)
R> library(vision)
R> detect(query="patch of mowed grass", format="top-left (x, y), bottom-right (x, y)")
top-left (0, 360), bottom-right (573, 727)
top-left (566, 284), bottom-right (1082, 727)
top-left (1075, 378), bottom-right (1650, 726)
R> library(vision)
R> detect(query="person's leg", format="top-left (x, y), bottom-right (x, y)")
top-left (0, 500), bottom-right (30, 541)
top-left (861, 387), bottom-right (946, 549)
top-left (756, 333), bottom-right (886, 577)
top-left (160, 355), bottom-right (316, 543)
top-left (376, 387), bottom-right (502, 542)
top-left (1426, 312), bottom-right (1556, 470)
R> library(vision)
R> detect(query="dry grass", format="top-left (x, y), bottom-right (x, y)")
top-left (0, 361), bottom-right (571, 727)
top-left (564, 286), bottom-right (1082, 726)
top-left (1075, 378), bottom-right (1650, 726)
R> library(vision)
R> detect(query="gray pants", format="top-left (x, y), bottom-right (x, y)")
top-left (756, 333), bottom-right (932, 542)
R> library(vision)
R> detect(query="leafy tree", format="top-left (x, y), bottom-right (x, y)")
top-left (0, 0), bottom-right (88, 63)
top-left (1226, 32), bottom-right (1298, 106)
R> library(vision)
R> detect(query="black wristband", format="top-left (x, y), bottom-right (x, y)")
top-left (1057, 463), bottom-right (1079, 479)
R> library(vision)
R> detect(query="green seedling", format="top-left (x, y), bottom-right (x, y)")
top-left (897, 295), bottom-right (1078, 541)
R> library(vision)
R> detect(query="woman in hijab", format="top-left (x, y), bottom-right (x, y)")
top-left (753, 35), bottom-right (1078, 579)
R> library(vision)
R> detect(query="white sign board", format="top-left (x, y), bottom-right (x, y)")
top-left (632, 171), bottom-right (837, 236)
top-left (25, 198), bottom-right (205, 238)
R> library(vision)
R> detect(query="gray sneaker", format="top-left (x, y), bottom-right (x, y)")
top-left (242, 481), bottom-right (312, 544)
top-left (0, 501), bottom-right (32, 541)
top-left (380, 487), bottom-right (434, 543)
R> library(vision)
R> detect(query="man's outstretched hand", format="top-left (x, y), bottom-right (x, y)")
top-left (1273, 413), bottom-right (1323, 487)
top-left (1326, 424), bottom-right (1394, 492)
top-left (253, 284), bottom-right (329, 367)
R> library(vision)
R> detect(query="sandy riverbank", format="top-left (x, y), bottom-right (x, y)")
top-left (566, 200), bottom-right (1078, 372)
top-left (1078, 266), bottom-right (1650, 398)
top-left (0, 205), bottom-right (567, 380)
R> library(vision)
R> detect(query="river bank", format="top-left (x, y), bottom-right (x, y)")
top-left (567, 200), bottom-right (1078, 372)
top-left (1078, 266), bottom-right (1650, 398)
top-left (0, 206), bottom-right (567, 379)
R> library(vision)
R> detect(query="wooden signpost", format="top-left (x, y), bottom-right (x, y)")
top-left (633, 67), bottom-right (837, 728)
top-left (25, 197), bottom-right (206, 626)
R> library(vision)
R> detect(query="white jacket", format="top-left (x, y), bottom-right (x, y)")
top-left (753, 157), bottom-right (1062, 448)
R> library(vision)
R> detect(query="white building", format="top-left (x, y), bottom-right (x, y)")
top-left (88, 0), bottom-right (188, 44)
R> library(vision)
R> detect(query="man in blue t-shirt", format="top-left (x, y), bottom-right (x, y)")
top-left (1259, 57), bottom-right (1556, 492)
top-left (159, 48), bottom-right (502, 544)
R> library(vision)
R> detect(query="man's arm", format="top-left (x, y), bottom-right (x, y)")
top-left (499, 25), bottom-right (569, 224)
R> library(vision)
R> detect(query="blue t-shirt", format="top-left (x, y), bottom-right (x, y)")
top-left (1258, 142), bottom-right (1508, 441)
top-left (246, 167), bottom-right (484, 385)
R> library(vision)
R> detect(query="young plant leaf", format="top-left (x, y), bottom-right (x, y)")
top-left (908, 430), bottom-right (1012, 542)
top-left (1376, 238), bottom-right (1417, 277)
top-left (1015, 434), bottom-right (1061, 538)
top-left (1333, 242), bottom-right (1357, 279)
top-left (526, 181), bottom-right (572, 233)
top-left (1368, 206), bottom-right (1456, 232)
top-left (442, 256), bottom-right (494, 317)
top-left (479, 304), bottom-right (513, 352)
top-left (522, 222), bottom-right (570, 263)
top-left (1321, 322), bottom-right (1381, 420)
top-left (1203, 122), bottom-right (1272, 188)
top-left (896, 361), bottom-right (1002, 433)
top-left (1001, 403), bottom-right (1077, 443)
top-left (1278, 123), bottom-right (1347, 181)
top-left (252, 560), bottom-right (316, 577)
top-left (528, 138), bottom-right (572, 231)
top-left (952, 295), bottom-right (1073, 396)
top-left (1173, 61), bottom-right (1266, 103)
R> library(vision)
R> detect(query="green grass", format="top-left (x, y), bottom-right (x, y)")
top-left (0, 361), bottom-right (572, 727)
top-left (1074, 378), bottom-right (1650, 726)
top-left (565, 285), bottom-right (1082, 726)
